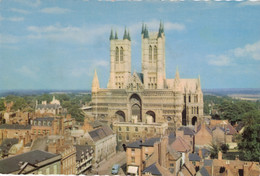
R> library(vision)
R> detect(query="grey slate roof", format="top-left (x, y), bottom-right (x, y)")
top-left (127, 140), bottom-right (142, 148)
top-left (0, 124), bottom-right (31, 130)
top-left (141, 138), bottom-right (160, 147)
top-left (189, 153), bottom-right (201, 161)
top-left (199, 167), bottom-right (210, 176)
top-left (0, 138), bottom-right (19, 154)
top-left (178, 127), bottom-right (195, 135)
top-left (168, 132), bottom-right (176, 145)
top-left (75, 145), bottom-right (92, 161)
top-left (142, 163), bottom-right (161, 175)
top-left (0, 150), bottom-right (60, 174)
top-left (88, 125), bottom-right (114, 142)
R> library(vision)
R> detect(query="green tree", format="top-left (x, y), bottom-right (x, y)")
top-left (238, 110), bottom-right (260, 161)
top-left (209, 143), bottom-right (219, 159)
top-left (0, 99), bottom-right (5, 111)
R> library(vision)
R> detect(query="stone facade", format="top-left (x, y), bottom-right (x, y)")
top-left (90, 22), bottom-right (203, 129)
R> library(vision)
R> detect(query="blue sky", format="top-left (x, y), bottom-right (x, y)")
top-left (0, 0), bottom-right (260, 90)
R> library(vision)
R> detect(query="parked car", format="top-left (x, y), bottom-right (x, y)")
top-left (111, 164), bottom-right (120, 175)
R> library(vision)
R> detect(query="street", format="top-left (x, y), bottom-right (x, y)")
top-left (95, 151), bottom-right (126, 175)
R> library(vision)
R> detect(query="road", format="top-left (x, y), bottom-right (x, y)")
top-left (95, 151), bottom-right (127, 175)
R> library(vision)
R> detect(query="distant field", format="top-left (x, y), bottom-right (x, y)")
top-left (228, 94), bottom-right (260, 101)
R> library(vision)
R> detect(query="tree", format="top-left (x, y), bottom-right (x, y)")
top-left (0, 99), bottom-right (5, 111)
top-left (238, 110), bottom-right (260, 161)
top-left (209, 143), bottom-right (219, 159)
top-left (220, 144), bottom-right (229, 154)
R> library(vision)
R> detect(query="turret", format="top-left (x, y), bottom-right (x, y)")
top-left (109, 29), bottom-right (114, 40)
top-left (92, 70), bottom-right (100, 93)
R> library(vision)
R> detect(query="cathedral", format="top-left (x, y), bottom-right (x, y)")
top-left (90, 22), bottom-right (203, 128)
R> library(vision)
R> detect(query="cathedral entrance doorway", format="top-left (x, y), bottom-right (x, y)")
top-left (115, 110), bottom-right (126, 122)
top-left (130, 94), bottom-right (142, 122)
top-left (146, 111), bottom-right (156, 123)
top-left (192, 116), bottom-right (197, 125)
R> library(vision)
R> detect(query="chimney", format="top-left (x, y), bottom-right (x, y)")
top-left (218, 151), bottom-right (222, 160)
top-left (198, 148), bottom-right (203, 158)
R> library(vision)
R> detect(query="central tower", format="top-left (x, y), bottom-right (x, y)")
top-left (142, 22), bottom-right (166, 89)
top-left (107, 28), bottom-right (131, 89)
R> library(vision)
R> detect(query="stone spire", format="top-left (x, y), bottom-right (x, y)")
top-left (123, 27), bottom-right (128, 40)
top-left (197, 75), bottom-right (201, 90)
top-left (158, 21), bottom-right (163, 38)
top-left (143, 25), bottom-right (149, 39)
top-left (175, 67), bottom-right (180, 80)
top-left (92, 70), bottom-right (100, 93)
top-left (109, 29), bottom-right (114, 40)
top-left (115, 31), bottom-right (118, 40)
top-left (141, 23), bottom-right (145, 34)
top-left (127, 30), bottom-right (131, 41)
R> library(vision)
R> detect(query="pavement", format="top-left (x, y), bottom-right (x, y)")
top-left (94, 151), bottom-right (127, 175)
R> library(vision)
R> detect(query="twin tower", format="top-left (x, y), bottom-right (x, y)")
top-left (107, 22), bottom-right (166, 90)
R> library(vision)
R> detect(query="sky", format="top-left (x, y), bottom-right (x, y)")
top-left (0, 0), bottom-right (260, 90)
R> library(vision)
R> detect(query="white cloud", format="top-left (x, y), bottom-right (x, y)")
top-left (10, 8), bottom-right (30, 14)
top-left (8, 17), bottom-right (24, 22)
top-left (208, 55), bottom-right (231, 66)
top-left (0, 34), bottom-right (19, 44)
top-left (0, 15), bottom-right (24, 22)
top-left (40, 7), bottom-right (71, 14)
top-left (27, 24), bottom-right (110, 44)
top-left (13, 0), bottom-right (41, 7)
top-left (233, 40), bottom-right (260, 60)
top-left (26, 20), bottom-right (185, 45)
top-left (70, 59), bottom-right (109, 77)
top-left (238, 1), bottom-right (260, 6)
top-left (16, 66), bottom-right (36, 78)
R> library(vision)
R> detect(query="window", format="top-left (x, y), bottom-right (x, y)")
top-left (170, 163), bottom-right (174, 167)
top-left (53, 164), bottom-right (57, 174)
top-left (189, 95), bottom-right (191, 103)
top-left (145, 127), bottom-right (148, 132)
top-left (116, 47), bottom-right (119, 61)
top-left (131, 157), bottom-right (135, 163)
top-left (197, 107), bottom-right (199, 114)
top-left (46, 168), bottom-right (50, 175)
top-left (154, 46), bottom-right (157, 62)
top-left (126, 134), bottom-right (129, 141)
top-left (149, 45), bottom-right (152, 62)
top-left (135, 127), bottom-right (138, 132)
top-left (126, 127), bottom-right (129, 131)
top-left (145, 153), bottom-right (149, 159)
top-left (120, 47), bottom-right (124, 61)
top-left (118, 134), bottom-right (122, 141)
top-left (118, 127), bottom-right (121, 131)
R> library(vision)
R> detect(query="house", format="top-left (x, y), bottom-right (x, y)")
top-left (84, 125), bottom-right (116, 167)
top-left (75, 145), bottom-right (94, 174)
top-left (0, 150), bottom-right (61, 174)
top-left (126, 135), bottom-right (182, 176)
top-left (194, 123), bottom-right (212, 148)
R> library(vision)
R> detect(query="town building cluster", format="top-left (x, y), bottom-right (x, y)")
top-left (0, 23), bottom-right (259, 175)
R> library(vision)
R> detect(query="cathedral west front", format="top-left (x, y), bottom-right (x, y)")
top-left (90, 22), bottom-right (203, 132)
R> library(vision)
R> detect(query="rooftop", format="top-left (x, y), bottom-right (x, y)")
top-left (0, 150), bottom-right (60, 174)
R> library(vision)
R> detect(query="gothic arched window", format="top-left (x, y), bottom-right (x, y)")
top-left (115, 47), bottom-right (119, 61)
top-left (154, 46), bottom-right (157, 62)
top-left (149, 45), bottom-right (152, 62)
top-left (120, 47), bottom-right (124, 61)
